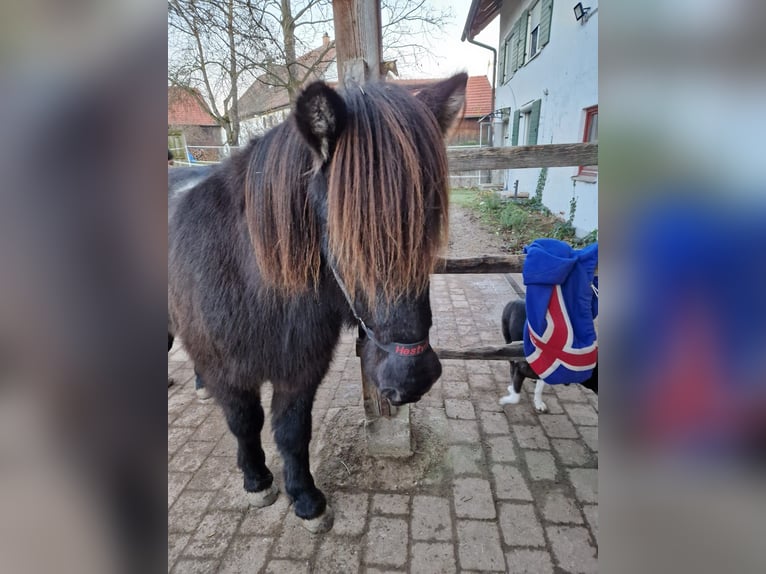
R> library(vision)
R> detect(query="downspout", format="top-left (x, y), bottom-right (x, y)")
top-left (466, 38), bottom-right (496, 147)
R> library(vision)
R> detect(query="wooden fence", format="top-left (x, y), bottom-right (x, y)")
top-left (357, 143), bottom-right (598, 422)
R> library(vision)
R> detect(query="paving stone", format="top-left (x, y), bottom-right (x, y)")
top-left (583, 504), bottom-right (598, 540)
top-left (411, 542), bottom-right (457, 574)
top-left (578, 426), bottom-right (599, 452)
top-left (440, 361), bottom-right (468, 382)
top-left (539, 488), bottom-right (584, 524)
top-left (568, 468), bottom-right (598, 503)
top-left (168, 533), bottom-right (191, 570)
top-left (465, 360), bottom-right (492, 375)
top-left (168, 426), bottom-right (196, 456)
top-left (175, 403), bottom-right (216, 427)
top-left (264, 559), bottom-right (310, 574)
top-left (474, 395), bottom-right (505, 413)
top-left (502, 404), bottom-right (539, 424)
top-left (183, 511), bottom-right (243, 558)
top-left (169, 440), bottom-right (217, 473)
top-left (169, 472), bottom-right (193, 508)
top-left (444, 399), bottom-right (476, 420)
top-left (171, 558), bottom-right (219, 574)
top-left (331, 492), bottom-right (369, 536)
top-left (412, 495), bottom-right (452, 541)
top-left (512, 425), bottom-right (550, 450)
top-left (467, 373), bottom-right (495, 391)
top-left (453, 477), bottom-right (496, 519)
top-left (479, 410), bottom-right (510, 434)
top-left (371, 493), bottom-right (410, 515)
top-left (447, 419), bottom-right (480, 444)
top-left (538, 414), bottom-right (579, 439)
top-left (456, 520), bottom-right (505, 572)
top-left (505, 549), bottom-right (555, 574)
top-left (272, 512), bottom-right (320, 560)
top-left (487, 435), bottom-right (517, 463)
top-left (238, 494), bottom-right (290, 536)
top-left (498, 503), bottom-right (545, 547)
top-left (186, 456), bottom-right (238, 491)
top-left (218, 536), bottom-right (272, 574)
top-left (536, 394), bottom-right (564, 414)
top-left (563, 402), bottom-right (599, 426)
top-left (551, 438), bottom-right (590, 466)
top-left (169, 490), bottom-right (216, 533)
top-left (314, 536), bottom-right (362, 574)
top-left (547, 525), bottom-right (598, 573)
top-left (364, 517), bottom-right (408, 568)
top-left (448, 444), bottom-right (485, 475)
top-left (524, 450), bottom-right (557, 481)
top-left (553, 384), bottom-right (589, 402)
top-left (491, 464), bottom-right (533, 501)
top-left (443, 380), bottom-right (471, 398)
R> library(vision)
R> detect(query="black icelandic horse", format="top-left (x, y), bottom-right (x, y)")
top-left (168, 74), bottom-right (468, 532)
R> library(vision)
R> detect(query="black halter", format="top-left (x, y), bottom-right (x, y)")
top-left (329, 263), bottom-right (430, 358)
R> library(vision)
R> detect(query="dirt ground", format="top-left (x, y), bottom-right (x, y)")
top-left (446, 204), bottom-right (511, 257)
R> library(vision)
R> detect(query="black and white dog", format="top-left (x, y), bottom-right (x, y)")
top-left (500, 299), bottom-right (598, 411)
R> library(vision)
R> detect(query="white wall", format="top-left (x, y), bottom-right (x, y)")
top-left (495, 0), bottom-right (598, 236)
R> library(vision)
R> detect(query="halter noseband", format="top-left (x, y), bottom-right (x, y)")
top-left (329, 263), bottom-right (430, 358)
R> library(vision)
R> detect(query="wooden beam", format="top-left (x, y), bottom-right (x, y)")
top-left (447, 143), bottom-right (598, 172)
top-left (332, 0), bottom-right (382, 84)
top-left (436, 255), bottom-right (525, 274)
top-left (434, 343), bottom-right (526, 361)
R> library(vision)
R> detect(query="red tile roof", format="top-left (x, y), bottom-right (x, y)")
top-left (168, 87), bottom-right (218, 126)
top-left (464, 75), bottom-right (492, 118)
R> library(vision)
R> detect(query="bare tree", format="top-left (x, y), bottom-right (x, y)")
top-left (168, 0), bottom-right (269, 145)
top-left (168, 0), bottom-right (453, 143)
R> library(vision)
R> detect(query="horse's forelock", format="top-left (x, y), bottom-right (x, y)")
top-left (327, 83), bottom-right (449, 306)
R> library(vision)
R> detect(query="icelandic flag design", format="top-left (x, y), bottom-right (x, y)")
top-left (523, 239), bottom-right (598, 384)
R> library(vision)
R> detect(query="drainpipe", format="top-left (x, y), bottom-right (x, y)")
top-left (465, 37), bottom-right (496, 145)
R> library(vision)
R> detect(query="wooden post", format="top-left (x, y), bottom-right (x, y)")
top-left (332, 0), bottom-right (382, 85)
top-left (333, 0), bottom-right (412, 456)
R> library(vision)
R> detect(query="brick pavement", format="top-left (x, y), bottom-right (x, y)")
top-left (168, 273), bottom-right (598, 573)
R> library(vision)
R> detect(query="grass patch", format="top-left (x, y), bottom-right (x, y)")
top-left (450, 187), bottom-right (597, 253)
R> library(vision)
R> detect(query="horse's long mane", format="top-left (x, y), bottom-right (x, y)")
top-left (245, 81), bottom-right (449, 305)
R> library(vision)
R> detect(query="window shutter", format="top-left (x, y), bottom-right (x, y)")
top-left (516, 10), bottom-right (529, 69)
top-left (498, 37), bottom-right (507, 84)
top-left (511, 111), bottom-right (521, 146)
top-left (510, 23), bottom-right (520, 73)
top-left (539, 0), bottom-right (553, 47)
top-left (527, 99), bottom-right (541, 145)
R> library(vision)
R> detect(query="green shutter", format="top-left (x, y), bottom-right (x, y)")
top-left (527, 99), bottom-right (541, 145)
top-left (516, 10), bottom-right (529, 69)
top-left (510, 25), bottom-right (519, 73)
top-left (539, 0), bottom-right (554, 47)
top-left (511, 111), bottom-right (521, 146)
top-left (498, 36), bottom-right (507, 84)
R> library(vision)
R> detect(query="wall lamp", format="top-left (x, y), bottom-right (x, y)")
top-left (573, 3), bottom-right (593, 24)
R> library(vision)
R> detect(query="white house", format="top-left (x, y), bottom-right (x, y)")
top-left (463, 0), bottom-right (598, 236)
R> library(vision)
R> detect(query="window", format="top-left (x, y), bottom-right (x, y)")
top-left (527, 1), bottom-right (542, 60)
top-left (579, 106), bottom-right (598, 178)
top-left (511, 99), bottom-right (541, 146)
top-left (502, 33), bottom-right (514, 83)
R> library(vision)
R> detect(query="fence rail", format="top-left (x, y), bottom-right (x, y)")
top-left (447, 142), bottom-right (598, 172)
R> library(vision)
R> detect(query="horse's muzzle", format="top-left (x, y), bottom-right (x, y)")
top-left (374, 347), bottom-right (442, 406)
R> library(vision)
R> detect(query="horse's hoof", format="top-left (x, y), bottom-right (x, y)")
top-left (248, 484), bottom-right (279, 508)
top-left (300, 505), bottom-right (334, 533)
top-left (534, 402), bottom-right (549, 413)
top-left (196, 387), bottom-right (213, 401)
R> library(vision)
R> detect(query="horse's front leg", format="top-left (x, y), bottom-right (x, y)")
top-left (220, 389), bottom-right (278, 507)
top-left (271, 382), bottom-right (333, 533)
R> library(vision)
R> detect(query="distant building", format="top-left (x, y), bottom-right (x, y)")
top-left (463, 0), bottom-right (598, 235)
top-left (167, 86), bottom-right (224, 161)
top-left (238, 34), bottom-right (337, 144)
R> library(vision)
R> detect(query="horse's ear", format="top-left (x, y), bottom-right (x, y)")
top-left (416, 72), bottom-right (468, 136)
top-left (294, 81), bottom-right (347, 163)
